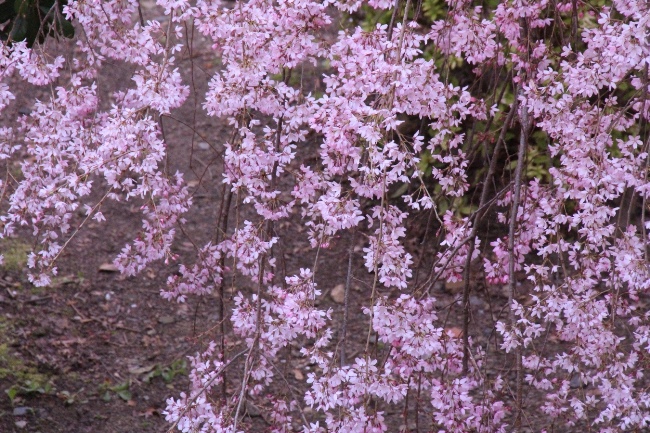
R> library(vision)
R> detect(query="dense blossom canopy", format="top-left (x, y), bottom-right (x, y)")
top-left (1, 0), bottom-right (649, 431)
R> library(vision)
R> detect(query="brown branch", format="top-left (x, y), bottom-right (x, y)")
top-left (461, 96), bottom-right (518, 374)
top-left (508, 99), bottom-right (530, 431)
top-left (340, 230), bottom-right (356, 367)
top-left (165, 349), bottom-right (248, 433)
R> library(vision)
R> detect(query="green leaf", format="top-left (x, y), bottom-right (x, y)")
top-left (116, 389), bottom-right (131, 402)
top-left (438, 199), bottom-right (449, 215)
top-left (0, 1), bottom-right (16, 23)
top-left (14, 0), bottom-right (30, 15)
top-left (161, 369), bottom-right (174, 383)
top-left (110, 381), bottom-right (129, 392)
top-left (9, 16), bottom-right (27, 42)
top-left (22, 379), bottom-right (44, 393)
top-left (25, 6), bottom-right (43, 46)
top-left (59, 17), bottom-right (74, 38)
top-left (143, 367), bottom-right (161, 383)
top-left (1, 0), bottom-right (73, 46)
top-left (5, 386), bottom-right (18, 404)
top-left (390, 183), bottom-right (410, 199)
top-left (39, 4), bottom-right (54, 15)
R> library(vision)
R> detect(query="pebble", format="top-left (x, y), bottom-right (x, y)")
top-left (570, 374), bottom-right (586, 389)
top-left (469, 295), bottom-right (483, 306)
top-left (13, 407), bottom-right (29, 416)
top-left (330, 284), bottom-right (345, 304)
top-left (158, 315), bottom-right (175, 325)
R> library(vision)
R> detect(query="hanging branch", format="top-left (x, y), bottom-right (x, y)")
top-left (461, 95), bottom-right (518, 374)
top-left (508, 98), bottom-right (531, 431)
top-left (340, 230), bottom-right (356, 367)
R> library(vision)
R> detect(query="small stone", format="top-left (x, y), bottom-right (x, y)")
top-left (15, 420), bottom-right (27, 429)
top-left (197, 141), bottom-right (210, 150)
top-left (570, 374), bottom-right (586, 389)
top-left (330, 284), bottom-right (345, 304)
top-left (469, 295), bottom-right (483, 306)
top-left (158, 316), bottom-right (175, 325)
top-left (13, 407), bottom-right (29, 416)
top-left (98, 263), bottom-right (119, 273)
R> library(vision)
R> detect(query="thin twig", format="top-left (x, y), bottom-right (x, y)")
top-left (416, 182), bottom-right (513, 299)
top-left (508, 96), bottom-right (530, 431)
top-left (233, 220), bottom-right (270, 431)
top-left (461, 95), bottom-right (518, 373)
top-left (387, 0), bottom-right (401, 42)
top-left (262, 354), bottom-right (310, 427)
top-left (340, 230), bottom-right (356, 367)
top-left (165, 349), bottom-right (248, 433)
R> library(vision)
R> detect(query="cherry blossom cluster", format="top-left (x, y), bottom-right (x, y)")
top-left (1, 0), bottom-right (649, 431)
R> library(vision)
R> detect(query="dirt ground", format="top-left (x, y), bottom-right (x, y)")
top-left (0, 4), bottom-right (229, 432)
top-left (0, 4), bottom-right (530, 433)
